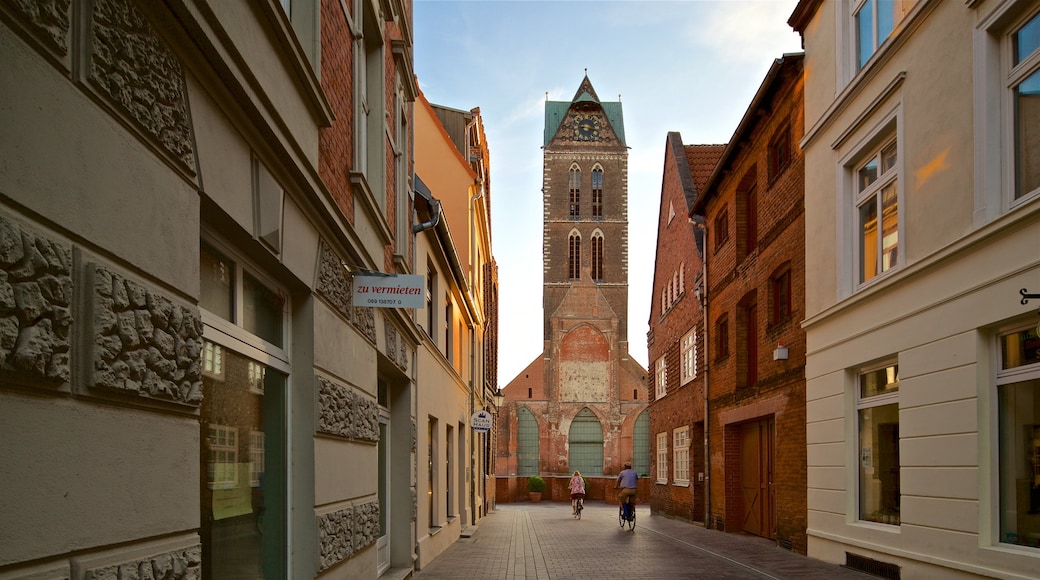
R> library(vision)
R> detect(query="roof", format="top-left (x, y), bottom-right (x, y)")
top-left (685, 144), bottom-right (726, 205)
top-left (543, 75), bottom-right (626, 146)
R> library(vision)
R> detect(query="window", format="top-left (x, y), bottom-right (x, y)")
top-left (1013, 10), bottom-right (1040, 201)
top-left (446, 424), bottom-right (454, 516)
top-left (656, 432), bottom-right (668, 483)
top-left (976, 4), bottom-right (1040, 217)
top-left (997, 324), bottom-right (1040, 547)
top-left (569, 165), bottom-right (581, 218)
top-left (592, 167), bottom-right (603, 217)
top-left (428, 417), bottom-right (437, 527)
top-left (740, 183), bottom-right (758, 258)
top-left (568, 408), bottom-right (604, 476)
top-left (207, 424), bottom-right (237, 489)
top-left (199, 240), bottom-right (289, 578)
top-left (591, 232), bottom-right (603, 281)
top-left (673, 427), bottom-right (690, 484)
top-left (633, 411), bottom-right (650, 476)
top-left (714, 210), bottom-right (729, 252)
top-left (741, 299), bottom-right (758, 388)
top-left (426, 262), bottom-right (435, 335)
top-left (355, 0), bottom-right (384, 188)
top-left (655, 356), bottom-right (667, 400)
top-left (681, 330), bottom-right (697, 385)
top-left (854, 0), bottom-right (902, 71)
top-left (771, 268), bottom-right (792, 324)
top-left (768, 125), bottom-right (791, 182)
top-left (517, 407), bottom-right (539, 476)
top-left (716, 316), bottom-right (730, 360)
top-left (445, 295), bottom-right (453, 361)
top-left (856, 139), bottom-right (899, 284)
top-left (254, 158), bottom-right (283, 254)
top-left (568, 233), bottom-right (581, 280)
top-left (857, 363), bottom-right (900, 525)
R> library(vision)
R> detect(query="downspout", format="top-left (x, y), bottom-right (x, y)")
top-left (690, 215), bottom-right (710, 529)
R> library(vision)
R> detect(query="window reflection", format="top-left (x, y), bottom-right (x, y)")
top-left (200, 344), bottom-right (285, 579)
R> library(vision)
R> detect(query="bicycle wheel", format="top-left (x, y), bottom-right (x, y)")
top-left (627, 506), bottom-right (636, 530)
top-left (618, 505), bottom-right (625, 527)
top-left (576, 502), bottom-right (582, 520)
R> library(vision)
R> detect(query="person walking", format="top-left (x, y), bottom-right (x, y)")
top-left (569, 471), bottom-right (586, 516)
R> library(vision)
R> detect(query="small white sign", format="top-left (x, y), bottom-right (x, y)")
top-left (352, 274), bottom-right (425, 309)
top-left (470, 410), bottom-right (493, 433)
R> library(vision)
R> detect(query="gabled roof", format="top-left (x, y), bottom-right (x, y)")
top-left (544, 75), bottom-right (626, 146)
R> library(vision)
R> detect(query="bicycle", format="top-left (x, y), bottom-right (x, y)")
top-left (618, 495), bottom-right (636, 530)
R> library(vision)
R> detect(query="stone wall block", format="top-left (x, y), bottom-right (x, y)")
top-left (315, 240), bottom-right (352, 319)
top-left (0, 214), bottom-right (71, 384)
top-left (318, 507), bottom-right (353, 571)
top-left (353, 501), bottom-right (379, 552)
top-left (316, 376), bottom-right (378, 441)
top-left (89, 264), bottom-right (202, 406)
top-left (88, 0), bottom-right (195, 170)
top-left (79, 543), bottom-right (201, 580)
top-left (2, 0), bottom-right (71, 57)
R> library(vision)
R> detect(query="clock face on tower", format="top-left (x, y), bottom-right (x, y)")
top-left (573, 112), bottom-right (601, 141)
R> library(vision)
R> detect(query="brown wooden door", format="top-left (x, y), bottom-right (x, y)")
top-left (740, 417), bottom-right (775, 539)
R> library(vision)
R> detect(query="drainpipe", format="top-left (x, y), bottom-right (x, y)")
top-left (690, 215), bottom-right (710, 529)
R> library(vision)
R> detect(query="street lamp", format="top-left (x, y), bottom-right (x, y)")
top-left (493, 388), bottom-right (505, 409)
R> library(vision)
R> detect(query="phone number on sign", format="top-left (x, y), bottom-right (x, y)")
top-left (365, 299), bottom-right (403, 306)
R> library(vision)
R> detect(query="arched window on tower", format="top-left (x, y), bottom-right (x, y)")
top-left (569, 408), bottom-right (604, 476)
top-left (592, 166), bottom-right (604, 217)
top-left (517, 407), bottom-right (539, 476)
top-left (568, 232), bottom-right (581, 280)
top-left (591, 232), bottom-right (604, 281)
top-left (569, 165), bottom-right (581, 218)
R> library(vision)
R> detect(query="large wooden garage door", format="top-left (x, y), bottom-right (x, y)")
top-left (740, 417), bottom-right (775, 539)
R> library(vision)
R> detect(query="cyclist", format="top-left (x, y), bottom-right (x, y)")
top-left (569, 470), bottom-right (586, 516)
top-left (615, 461), bottom-right (638, 520)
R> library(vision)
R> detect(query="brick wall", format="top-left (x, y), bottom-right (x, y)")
top-left (318, 0), bottom-right (355, 223)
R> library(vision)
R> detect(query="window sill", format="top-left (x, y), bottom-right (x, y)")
top-left (672, 482), bottom-right (690, 488)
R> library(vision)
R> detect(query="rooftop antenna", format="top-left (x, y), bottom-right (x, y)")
top-left (545, 91), bottom-right (548, 102)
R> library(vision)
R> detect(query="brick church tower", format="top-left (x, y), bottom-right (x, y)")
top-left (497, 76), bottom-right (648, 496)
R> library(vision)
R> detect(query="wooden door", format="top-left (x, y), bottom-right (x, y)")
top-left (740, 417), bottom-right (775, 539)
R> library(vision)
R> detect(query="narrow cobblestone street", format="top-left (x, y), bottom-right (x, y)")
top-left (412, 503), bottom-right (870, 579)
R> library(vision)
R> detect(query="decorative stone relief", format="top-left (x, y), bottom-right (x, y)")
top-left (317, 501), bottom-right (380, 572)
top-left (315, 240), bottom-right (352, 320)
top-left (384, 320), bottom-right (409, 371)
top-left (411, 488), bottom-right (417, 522)
top-left (89, 264), bottom-right (203, 406)
top-left (316, 376), bottom-right (378, 442)
top-left (88, 0), bottom-right (195, 170)
top-left (354, 305), bottom-right (375, 343)
top-left (4, 0), bottom-right (71, 56)
top-left (318, 507), bottom-right (353, 571)
top-left (411, 418), bottom-right (417, 451)
top-left (81, 544), bottom-right (201, 580)
top-left (353, 501), bottom-right (379, 552)
top-left (0, 214), bottom-right (72, 383)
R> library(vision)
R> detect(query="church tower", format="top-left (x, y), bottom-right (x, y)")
top-left (497, 76), bottom-right (648, 487)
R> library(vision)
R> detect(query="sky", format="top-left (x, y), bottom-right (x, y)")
top-left (413, 0), bottom-right (804, 388)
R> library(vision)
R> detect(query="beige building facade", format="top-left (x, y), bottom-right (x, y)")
top-left (791, 0), bottom-right (1040, 577)
top-left (0, 0), bottom-right (425, 578)
top-left (412, 92), bottom-right (497, 569)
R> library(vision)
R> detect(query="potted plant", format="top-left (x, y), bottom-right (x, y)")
top-left (526, 475), bottom-right (546, 503)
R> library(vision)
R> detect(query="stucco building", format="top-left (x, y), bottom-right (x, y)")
top-left (790, 0), bottom-right (1040, 576)
top-left (412, 92), bottom-right (497, 568)
top-left (497, 76), bottom-right (649, 502)
top-left (0, 0), bottom-right (478, 578)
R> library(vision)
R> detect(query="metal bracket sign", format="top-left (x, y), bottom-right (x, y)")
top-left (352, 274), bottom-right (425, 309)
top-left (470, 410), bottom-right (493, 433)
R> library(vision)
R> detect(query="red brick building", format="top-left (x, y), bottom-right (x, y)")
top-left (497, 76), bottom-right (648, 501)
top-left (689, 53), bottom-right (808, 553)
top-left (647, 134), bottom-right (724, 523)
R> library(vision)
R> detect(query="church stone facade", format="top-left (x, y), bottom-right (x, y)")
top-left (497, 77), bottom-right (649, 502)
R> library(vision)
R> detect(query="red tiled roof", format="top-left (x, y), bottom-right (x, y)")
top-left (685, 145), bottom-right (726, 195)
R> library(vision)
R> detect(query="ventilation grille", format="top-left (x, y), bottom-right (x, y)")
top-left (778, 538), bottom-right (792, 551)
top-left (845, 552), bottom-right (900, 579)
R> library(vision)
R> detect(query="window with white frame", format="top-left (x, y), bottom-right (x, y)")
top-left (856, 362), bottom-right (900, 525)
top-left (202, 340), bottom-right (224, 380)
top-left (855, 136), bottom-right (899, 286)
top-left (354, 0), bottom-right (384, 191)
top-left (655, 356), bottom-right (667, 400)
top-left (852, 0), bottom-right (906, 71)
top-left (656, 432), bottom-right (668, 483)
top-left (681, 330), bottom-right (697, 384)
top-left (249, 430), bottom-right (265, 487)
top-left (996, 323), bottom-right (1040, 548)
top-left (980, 4), bottom-right (1040, 214)
top-left (207, 424), bottom-right (237, 490)
top-left (673, 426), bottom-right (690, 484)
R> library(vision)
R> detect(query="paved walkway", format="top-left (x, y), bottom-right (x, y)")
top-left (412, 503), bottom-right (869, 580)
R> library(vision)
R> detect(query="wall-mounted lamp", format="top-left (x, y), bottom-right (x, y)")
top-left (773, 342), bottom-right (789, 361)
top-left (694, 284), bottom-right (703, 303)
top-left (493, 388), bottom-right (506, 409)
